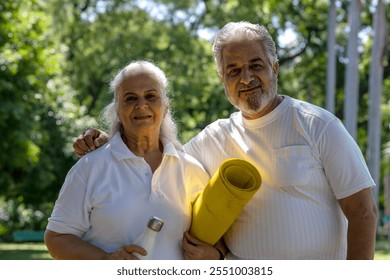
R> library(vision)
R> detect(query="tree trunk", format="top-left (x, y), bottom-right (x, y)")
top-left (326, 0), bottom-right (337, 113)
top-left (343, 0), bottom-right (362, 140)
top-left (366, 0), bottom-right (387, 211)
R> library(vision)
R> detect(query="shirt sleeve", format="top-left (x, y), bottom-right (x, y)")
top-left (46, 163), bottom-right (92, 237)
top-left (183, 155), bottom-right (210, 203)
top-left (318, 118), bottom-right (375, 199)
top-left (184, 135), bottom-right (203, 162)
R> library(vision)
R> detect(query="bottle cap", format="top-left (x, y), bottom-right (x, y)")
top-left (147, 216), bottom-right (164, 232)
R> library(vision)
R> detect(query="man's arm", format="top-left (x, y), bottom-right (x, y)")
top-left (182, 231), bottom-right (229, 260)
top-left (73, 128), bottom-right (109, 157)
top-left (338, 187), bottom-right (378, 259)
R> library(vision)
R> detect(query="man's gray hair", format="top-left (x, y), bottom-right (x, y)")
top-left (212, 21), bottom-right (278, 77)
top-left (103, 60), bottom-right (182, 150)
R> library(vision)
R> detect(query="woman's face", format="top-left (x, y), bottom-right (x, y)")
top-left (117, 71), bottom-right (167, 136)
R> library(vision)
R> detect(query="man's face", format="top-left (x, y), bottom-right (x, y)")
top-left (221, 39), bottom-right (279, 119)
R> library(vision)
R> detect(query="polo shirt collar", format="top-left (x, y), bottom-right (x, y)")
top-left (109, 132), bottom-right (137, 161)
top-left (160, 136), bottom-right (179, 158)
top-left (110, 132), bottom-right (179, 161)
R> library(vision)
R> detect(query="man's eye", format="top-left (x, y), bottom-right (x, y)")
top-left (251, 64), bottom-right (263, 70)
top-left (228, 68), bottom-right (240, 76)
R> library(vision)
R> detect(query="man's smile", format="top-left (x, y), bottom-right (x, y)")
top-left (239, 85), bottom-right (262, 95)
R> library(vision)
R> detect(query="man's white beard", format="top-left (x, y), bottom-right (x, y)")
top-left (226, 78), bottom-right (278, 117)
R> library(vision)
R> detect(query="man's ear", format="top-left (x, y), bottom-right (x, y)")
top-left (273, 62), bottom-right (279, 75)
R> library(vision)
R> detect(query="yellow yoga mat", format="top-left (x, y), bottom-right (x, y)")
top-left (190, 158), bottom-right (262, 245)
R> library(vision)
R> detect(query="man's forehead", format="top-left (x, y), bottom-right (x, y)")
top-left (222, 40), bottom-right (266, 65)
top-left (225, 57), bottom-right (264, 69)
top-left (222, 52), bottom-right (267, 69)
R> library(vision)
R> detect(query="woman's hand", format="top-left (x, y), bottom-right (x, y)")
top-left (182, 231), bottom-right (221, 260)
top-left (104, 244), bottom-right (147, 260)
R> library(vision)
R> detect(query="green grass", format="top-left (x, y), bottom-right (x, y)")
top-left (0, 243), bottom-right (52, 260)
top-left (374, 239), bottom-right (390, 260)
top-left (0, 241), bottom-right (389, 260)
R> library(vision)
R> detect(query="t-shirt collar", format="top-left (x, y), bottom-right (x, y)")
top-left (240, 95), bottom-right (289, 128)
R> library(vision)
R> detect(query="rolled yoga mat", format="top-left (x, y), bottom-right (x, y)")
top-left (190, 158), bottom-right (262, 245)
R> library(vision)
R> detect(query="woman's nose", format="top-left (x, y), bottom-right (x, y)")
top-left (135, 98), bottom-right (149, 109)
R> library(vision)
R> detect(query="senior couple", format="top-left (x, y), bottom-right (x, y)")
top-left (45, 21), bottom-right (378, 260)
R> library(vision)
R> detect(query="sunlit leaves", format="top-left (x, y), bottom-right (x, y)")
top-left (0, 0), bottom-right (81, 218)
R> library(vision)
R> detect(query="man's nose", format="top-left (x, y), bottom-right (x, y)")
top-left (240, 67), bottom-right (254, 85)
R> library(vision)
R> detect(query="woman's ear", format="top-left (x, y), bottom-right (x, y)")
top-left (164, 102), bottom-right (169, 116)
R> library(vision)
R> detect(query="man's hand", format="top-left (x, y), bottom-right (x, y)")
top-left (182, 231), bottom-right (221, 260)
top-left (73, 128), bottom-right (109, 157)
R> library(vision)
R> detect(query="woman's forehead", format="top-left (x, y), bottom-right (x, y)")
top-left (119, 72), bottom-right (162, 92)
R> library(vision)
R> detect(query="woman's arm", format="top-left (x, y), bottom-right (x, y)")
top-left (45, 230), bottom-right (146, 260)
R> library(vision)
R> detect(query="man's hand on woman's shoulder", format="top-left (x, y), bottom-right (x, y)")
top-left (73, 128), bottom-right (108, 157)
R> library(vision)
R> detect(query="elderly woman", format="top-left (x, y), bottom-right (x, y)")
top-left (44, 60), bottom-right (213, 260)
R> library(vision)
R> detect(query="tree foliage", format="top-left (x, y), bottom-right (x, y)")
top-left (1, 0), bottom-right (389, 239)
top-left (0, 0), bottom-right (96, 237)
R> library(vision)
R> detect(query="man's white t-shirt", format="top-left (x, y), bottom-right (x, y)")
top-left (184, 96), bottom-right (375, 259)
top-left (47, 132), bottom-right (210, 259)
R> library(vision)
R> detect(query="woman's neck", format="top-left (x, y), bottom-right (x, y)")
top-left (121, 132), bottom-right (163, 172)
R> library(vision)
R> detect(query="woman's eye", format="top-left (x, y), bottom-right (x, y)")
top-left (125, 96), bottom-right (136, 101)
top-left (146, 93), bottom-right (158, 100)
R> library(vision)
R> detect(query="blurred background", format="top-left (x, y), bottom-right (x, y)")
top-left (0, 0), bottom-right (389, 258)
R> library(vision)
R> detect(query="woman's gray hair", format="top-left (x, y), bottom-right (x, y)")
top-left (103, 60), bottom-right (183, 150)
top-left (212, 21), bottom-right (278, 77)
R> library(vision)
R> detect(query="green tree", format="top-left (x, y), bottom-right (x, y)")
top-left (0, 0), bottom-right (95, 239)
top-left (48, 0), bottom-right (231, 142)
